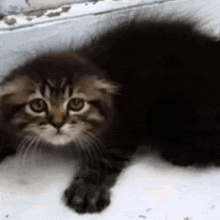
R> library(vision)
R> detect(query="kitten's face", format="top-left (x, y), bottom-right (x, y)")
top-left (0, 54), bottom-right (119, 148)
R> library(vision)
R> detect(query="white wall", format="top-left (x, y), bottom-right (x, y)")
top-left (1, 0), bottom-right (220, 77)
top-left (0, 0), bottom-right (95, 16)
top-left (0, 0), bottom-right (178, 76)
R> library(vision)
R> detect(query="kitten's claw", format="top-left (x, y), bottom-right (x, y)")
top-left (64, 183), bottom-right (110, 214)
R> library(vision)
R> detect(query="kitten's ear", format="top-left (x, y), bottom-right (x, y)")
top-left (0, 76), bottom-right (34, 104)
top-left (0, 82), bottom-right (17, 97)
top-left (95, 79), bottom-right (121, 95)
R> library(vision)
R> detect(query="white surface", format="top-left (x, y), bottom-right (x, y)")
top-left (27, 0), bottom-right (81, 7)
top-left (0, 0), bottom-right (26, 15)
top-left (1, 151), bottom-right (220, 220)
top-left (0, 0), bottom-right (171, 31)
top-left (1, 0), bottom-right (220, 219)
top-left (0, 0), bottom-right (90, 15)
top-left (1, 0), bottom-right (220, 76)
top-left (0, 0), bottom-right (164, 16)
top-left (0, 0), bottom-right (176, 77)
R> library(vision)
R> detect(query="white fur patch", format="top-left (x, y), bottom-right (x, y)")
top-left (24, 123), bottom-right (84, 146)
top-left (64, 85), bottom-right (71, 99)
top-left (44, 85), bottom-right (51, 98)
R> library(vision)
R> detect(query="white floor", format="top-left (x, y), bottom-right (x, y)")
top-left (1, 148), bottom-right (220, 220)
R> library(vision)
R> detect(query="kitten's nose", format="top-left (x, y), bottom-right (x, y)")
top-left (50, 118), bottom-right (65, 131)
top-left (52, 121), bottom-right (65, 130)
top-left (50, 109), bottom-right (66, 130)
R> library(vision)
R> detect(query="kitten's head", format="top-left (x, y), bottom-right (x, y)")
top-left (0, 53), bottom-right (119, 149)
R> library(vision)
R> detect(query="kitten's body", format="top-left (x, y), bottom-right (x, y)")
top-left (1, 18), bottom-right (220, 213)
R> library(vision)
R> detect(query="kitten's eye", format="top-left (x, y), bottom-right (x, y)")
top-left (29, 99), bottom-right (47, 113)
top-left (68, 98), bottom-right (84, 112)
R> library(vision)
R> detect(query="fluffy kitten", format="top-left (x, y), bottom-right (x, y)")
top-left (1, 18), bottom-right (220, 213)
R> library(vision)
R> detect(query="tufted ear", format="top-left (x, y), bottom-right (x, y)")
top-left (0, 82), bottom-right (17, 97)
top-left (94, 79), bottom-right (121, 95)
top-left (0, 76), bottom-right (34, 104)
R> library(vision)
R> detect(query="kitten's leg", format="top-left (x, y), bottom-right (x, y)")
top-left (64, 146), bottom-right (134, 214)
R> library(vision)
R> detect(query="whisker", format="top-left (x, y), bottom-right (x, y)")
top-left (18, 134), bottom-right (33, 155)
top-left (85, 131), bottom-right (104, 148)
top-left (83, 130), bottom-right (104, 155)
top-left (75, 136), bottom-right (96, 164)
top-left (75, 131), bottom-right (103, 166)
top-left (29, 135), bottom-right (41, 165)
top-left (21, 134), bottom-right (38, 164)
top-left (21, 137), bottom-right (35, 164)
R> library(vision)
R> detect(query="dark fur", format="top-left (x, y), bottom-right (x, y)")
top-left (1, 18), bottom-right (220, 213)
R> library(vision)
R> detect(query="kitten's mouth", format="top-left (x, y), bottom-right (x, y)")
top-left (54, 127), bottom-right (66, 135)
top-left (54, 130), bottom-right (68, 138)
top-left (46, 132), bottom-right (71, 146)
top-left (55, 130), bottom-right (63, 135)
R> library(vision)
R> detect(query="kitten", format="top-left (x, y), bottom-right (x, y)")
top-left (1, 18), bottom-right (220, 214)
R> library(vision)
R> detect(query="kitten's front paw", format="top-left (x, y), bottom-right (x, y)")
top-left (64, 183), bottom-right (110, 214)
